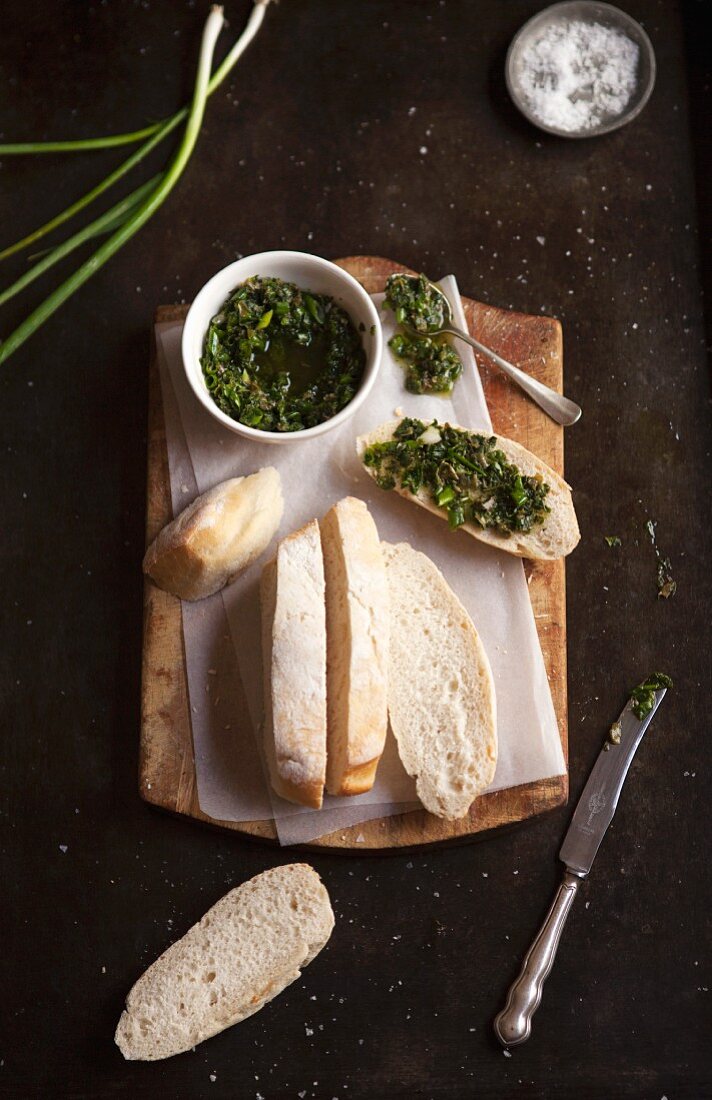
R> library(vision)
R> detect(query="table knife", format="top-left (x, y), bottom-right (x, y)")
top-left (493, 685), bottom-right (668, 1047)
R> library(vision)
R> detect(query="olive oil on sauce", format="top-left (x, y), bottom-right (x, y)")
top-left (252, 330), bottom-right (329, 394)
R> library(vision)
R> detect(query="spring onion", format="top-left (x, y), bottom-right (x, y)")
top-left (0, 2), bottom-right (272, 364)
top-left (0, 1), bottom-right (271, 263)
top-left (0, 6), bottom-right (223, 365)
top-left (0, 175), bottom-right (160, 308)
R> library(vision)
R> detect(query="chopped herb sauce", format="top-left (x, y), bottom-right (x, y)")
top-left (363, 417), bottom-right (551, 536)
top-left (383, 273), bottom-right (464, 396)
top-left (388, 332), bottom-right (463, 395)
top-left (630, 672), bottom-right (673, 720)
top-left (384, 272), bottom-right (447, 334)
top-left (201, 276), bottom-right (365, 432)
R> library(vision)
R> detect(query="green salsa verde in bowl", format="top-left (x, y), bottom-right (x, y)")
top-left (182, 252), bottom-right (382, 443)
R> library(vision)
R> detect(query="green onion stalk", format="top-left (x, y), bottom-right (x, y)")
top-left (0, 1), bottom-right (272, 364)
top-left (0, 175), bottom-right (160, 307)
top-left (0, 1), bottom-right (271, 262)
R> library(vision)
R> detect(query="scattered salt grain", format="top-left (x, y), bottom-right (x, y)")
top-left (518, 20), bottom-right (639, 132)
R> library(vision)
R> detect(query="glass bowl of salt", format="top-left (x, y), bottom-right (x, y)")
top-left (506, 1), bottom-right (656, 138)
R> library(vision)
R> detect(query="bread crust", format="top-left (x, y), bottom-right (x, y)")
top-left (261, 521), bottom-right (327, 809)
top-left (357, 419), bottom-right (579, 560)
top-left (143, 467), bottom-right (283, 600)
top-left (320, 498), bottom-right (389, 796)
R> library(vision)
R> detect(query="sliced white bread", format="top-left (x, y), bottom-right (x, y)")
top-left (143, 466), bottom-right (283, 600)
top-left (261, 520), bottom-right (327, 809)
top-left (115, 864), bottom-right (334, 1061)
top-left (320, 497), bottom-right (389, 796)
top-left (357, 419), bottom-right (579, 560)
top-left (383, 541), bottom-right (497, 819)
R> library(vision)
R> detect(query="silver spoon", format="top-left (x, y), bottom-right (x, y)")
top-left (392, 275), bottom-right (582, 427)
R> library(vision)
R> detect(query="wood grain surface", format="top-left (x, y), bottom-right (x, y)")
top-left (140, 256), bottom-right (569, 849)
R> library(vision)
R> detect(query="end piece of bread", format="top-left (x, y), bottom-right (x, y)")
top-left (383, 541), bottom-right (497, 819)
top-left (115, 864), bottom-right (334, 1061)
top-left (143, 467), bottom-right (283, 601)
top-left (357, 419), bottom-right (579, 561)
top-left (261, 520), bottom-right (327, 809)
top-left (320, 497), bottom-right (389, 796)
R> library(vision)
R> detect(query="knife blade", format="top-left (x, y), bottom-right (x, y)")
top-left (559, 687), bottom-right (667, 875)
top-left (493, 685), bottom-right (669, 1048)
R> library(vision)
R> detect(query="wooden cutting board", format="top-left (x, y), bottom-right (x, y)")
top-left (140, 256), bottom-right (569, 850)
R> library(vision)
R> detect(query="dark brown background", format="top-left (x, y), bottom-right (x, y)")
top-left (1, 2), bottom-right (710, 1097)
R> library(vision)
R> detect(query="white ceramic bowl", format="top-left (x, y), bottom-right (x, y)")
top-left (182, 251), bottom-right (382, 443)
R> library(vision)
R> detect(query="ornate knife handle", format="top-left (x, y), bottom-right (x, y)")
top-left (493, 871), bottom-right (582, 1047)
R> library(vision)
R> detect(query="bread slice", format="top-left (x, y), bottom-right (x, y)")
top-left (320, 497), bottom-right (389, 796)
top-left (143, 466), bottom-right (283, 600)
top-left (261, 520), bottom-right (327, 809)
top-left (357, 419), bottom-right (579, 560)
top-left (115, 864), bottom-right (334, 1061)
top-left (383, 542), bottom-right (497, 819)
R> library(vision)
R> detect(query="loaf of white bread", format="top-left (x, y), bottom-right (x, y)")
top-left (260, 498), bottom-right (497, 819)
top-left (357, 419), bottom-right (579, 561)
top-left (261, 499), bottom-right (390, 808)
top-left (115, 864), bottom-right (334, 1061)
top-left (143, 467), bottom-right (283, 600)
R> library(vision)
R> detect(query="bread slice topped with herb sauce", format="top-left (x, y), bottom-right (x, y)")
top-left (357, 417), bottom-right (579, 561)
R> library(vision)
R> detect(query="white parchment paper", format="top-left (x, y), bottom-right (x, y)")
top-left (155, 276), bottom-right (566, 845)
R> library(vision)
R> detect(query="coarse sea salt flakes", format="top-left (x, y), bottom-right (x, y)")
top-left (518, 20), bottom-right (639, 132)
